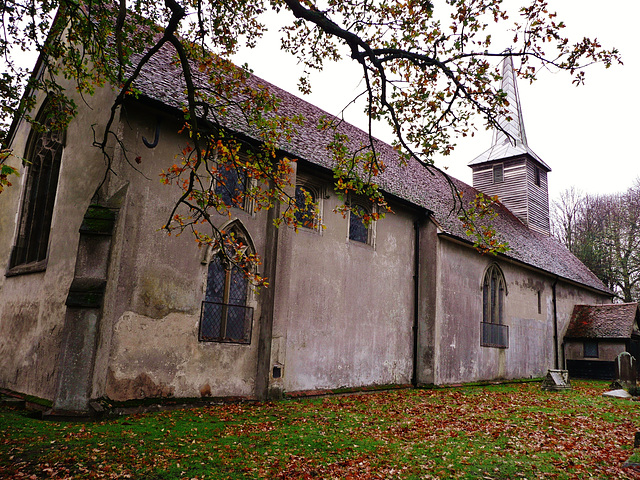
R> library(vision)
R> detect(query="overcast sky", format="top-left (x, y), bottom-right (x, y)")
top-left (233, 1), bottom-right (640, 203)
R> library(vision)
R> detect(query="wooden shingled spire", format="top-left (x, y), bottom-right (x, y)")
top-left (469, 55), bottom-right (551, 236)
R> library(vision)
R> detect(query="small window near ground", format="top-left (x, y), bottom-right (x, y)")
top-left (583, 340), bottom-right (598, 358)
top-left (493, 164), bottom-right (504, 184)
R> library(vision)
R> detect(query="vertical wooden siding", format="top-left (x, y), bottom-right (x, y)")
top-left (526, 160), bottom-right (550, 235)
top-left (472, 157), bottom-right (528, 225)
top-left (471, 155), bottom-right (550, 236)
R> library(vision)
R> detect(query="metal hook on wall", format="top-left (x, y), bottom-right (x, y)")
top-left (142, 118), bottom-right (161, 148)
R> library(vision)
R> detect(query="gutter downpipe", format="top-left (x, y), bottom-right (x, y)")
top-left (552, 276), bottom-right (559, 369)
top-left (412, 218), bottom-right (420, 387)
top-left (412, 211), bottom-right (429, 387)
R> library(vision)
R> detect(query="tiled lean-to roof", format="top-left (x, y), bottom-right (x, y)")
top-left (131, 46), bottom-right (609, 294)
top-left (566, 303), bottom-right (640, 339)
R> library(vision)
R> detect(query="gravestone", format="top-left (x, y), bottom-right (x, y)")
top-left (541, 369), bottom-right (572, 391)
top-left (614, 352), bottom-right (637, 389)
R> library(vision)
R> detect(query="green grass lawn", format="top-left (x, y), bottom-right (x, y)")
top-left (1, 380), bottom-right (639, 479)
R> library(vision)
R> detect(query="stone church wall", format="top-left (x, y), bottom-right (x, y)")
top-left (0, 87), bottom-right (613, 407)
top-left (0, 86), bottom-right (116, 401)
top-left (271, 176), bottom-right (419, 393)
top-left (95, 105), bottom-right (271, 401)
top-left (433, 237), bottom-right (609, 385)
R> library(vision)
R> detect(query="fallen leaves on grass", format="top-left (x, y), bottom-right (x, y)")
top-left (1, 381), bottom-right (639, 479)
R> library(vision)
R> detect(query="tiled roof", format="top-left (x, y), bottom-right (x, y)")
top-left (131, 46), bottom-right (609, 294)
top-left (565, 303), bottom-right (640, 338)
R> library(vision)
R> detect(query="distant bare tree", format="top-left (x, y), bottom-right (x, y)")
top-left (553, 180), bottom-right (640, 302)
top-left (551, 186), bottom-right (583, 251)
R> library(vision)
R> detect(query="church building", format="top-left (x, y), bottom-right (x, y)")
top-left (0, 52), bottom-right (612, 415)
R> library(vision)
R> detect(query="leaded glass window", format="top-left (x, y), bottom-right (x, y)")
top-left (294, 184), bottom-right (318, 229)
top-left (199, 223), bottom-right (254, 344)
top-left (215, 164), bottom-right (247, 209)
top-left (481, 264), bottom-right (508, 348)
top-left (349, 203), bottom-right (371, 244)
top-left (583, 341), bottom-right (598, 358)
top-left (483, 264), bottom-right (506, 325)
top-left (9, 99), bottom-right (64, 272)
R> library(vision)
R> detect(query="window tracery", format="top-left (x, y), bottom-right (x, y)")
top-left (9, 98), bottom-right (65, 274)
top-left (199, 222), bottom-right (254, 344)
top-left (481, 264), bottom-right (508, 348)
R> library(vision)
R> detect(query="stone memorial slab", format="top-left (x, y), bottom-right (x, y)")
top-left (602, 389), bottom-right (632, 399)
top-left (541, 369), bottom-right (572, 391)
top-left (614, 352), bottom-right (637, 389)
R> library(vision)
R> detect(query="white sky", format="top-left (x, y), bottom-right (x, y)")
top-left (6, 2), bottom-right (636, 203)
top-left (232, 1), bottom-right (640, 203)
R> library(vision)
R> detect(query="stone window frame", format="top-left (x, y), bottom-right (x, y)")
top-left (199, 219), bottom-right (256, 344)
top-left (7, 98), bottom-right (65, 277)
top-left (537, 290), bottom-right (542, 315)
top-left (293, 178), bottom-right (324, 232)
top-left (213, 153), bottom-right (255, 214)
top-left (347, 196), bottom-right (376, 247)
top-left (481, 263), bottom-right (509, 348)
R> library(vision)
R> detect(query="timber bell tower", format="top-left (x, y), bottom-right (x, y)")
top-left (468, 56), bottom-right (551, 236)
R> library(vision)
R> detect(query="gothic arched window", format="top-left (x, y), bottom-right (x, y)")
top-left (9, 99), bottom-right (65, 273)
top-left (294, 183), bottom-right (319, 229)
top-left (481, 264), bottom-right (508, 348)
top-left (199, 223), bottom-right (254, 344)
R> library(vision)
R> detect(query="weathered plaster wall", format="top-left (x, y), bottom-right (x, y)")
top-left (565, 340), bottom-right (626, 362)
top-left (273, 176), bottom-right (417, 392)
top-left (433, 237), bottom-right (608, 385)
top-left (416, 217), bottom-right (438, 385)
top-left (0, 86), bottom-right (116, 400)
top-left (95, 104), bottom-right (270, 401)
top-left (105, 311), bottom-right (260, 399)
